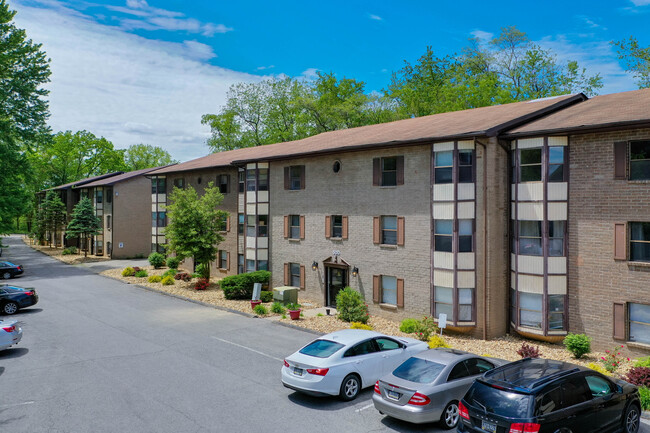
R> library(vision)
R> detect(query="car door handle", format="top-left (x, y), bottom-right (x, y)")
top-left (567, 415), bottom-right (577, 419)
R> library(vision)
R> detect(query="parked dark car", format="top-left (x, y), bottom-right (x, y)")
top-left (0, 261), bottom-right (23, 279)
top-left (0, 285), bottom-right (38, 315)
top-left (458, 358), bottom-right (640, 433)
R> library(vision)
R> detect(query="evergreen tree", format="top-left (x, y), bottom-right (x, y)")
top-left (65, 197), bottom-right (101, 257)
top-left (42, 191), bottom-right (66, 248)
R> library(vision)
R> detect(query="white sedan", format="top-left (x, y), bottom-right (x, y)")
top-left (282, 329), bottom-right (428, 401)
top-left (0, 319), bottom-right (22, 351)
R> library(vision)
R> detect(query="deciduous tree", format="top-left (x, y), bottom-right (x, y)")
top-left (614, 37), bottom-right (650, 88)
top-left (123, 144), bottom-right (177, 171)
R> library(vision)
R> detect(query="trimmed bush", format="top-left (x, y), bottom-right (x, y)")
top-left (161, 276), bottom-right (174, 285)
top-left (62, 246), bottom-right (78, 255)
top-left (148, 275), bottom-right (162, 283)
top-left (196, 263), bottom-right (210, 279)
top-left (563, 333), bottom-right (591, 359)
top-left (587, 362), bottom-right (611, 376)
top-left (350, 322), bottom-right (373, 330)
top-left (148, 252), bottom-right (166, 269)
top-left (636, 357), bottom-right (650, 368)
top-left (135, 270), bottom-right (148, 278)
top-left (221, 271), bottom-right (271, 300)
top-left (640, 387), bottom-right (650, 411)
top-left (517, 342), bottom-right (541, 359)
top-left (428, 334), bottom-right (451, 349)
top-left (166, 256), bottom-right (180, 269)
top-left (260, 290), bottom-right (273, 303)
top-left (174, 272), bottom-right (191, 282)
top-left (194, 278), bottom-right (210, 290)
top-left (121, 267), bottom-right (135, 277)
top-left (624, 367), bottom-right (650, 387)
top-left (162, 269), bottom-right (176, 278)
top-left (400, 318), bottom-right (419, 333)
top-left (253, 304), bottom-right (268, 315)
top-left (271, 302), bottom-right (286, 314)
top-left (335, 286), bottom-right (369, 324)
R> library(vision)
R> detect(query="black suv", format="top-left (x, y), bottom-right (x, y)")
top-left (457, 358), bottom-right (640, 433)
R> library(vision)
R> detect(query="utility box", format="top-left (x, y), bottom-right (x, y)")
top-left (273, 286), bottom-right (298, 305)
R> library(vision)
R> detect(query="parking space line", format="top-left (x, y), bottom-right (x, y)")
top-left (211, 336), bottom-right (284, 362)
top-left (355, 403), bottom-right (374, 413)
top-left (0, 401), bottom-right (35, 409)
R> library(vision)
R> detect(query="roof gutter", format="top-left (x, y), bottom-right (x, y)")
top-left (503, 119), bottom-right (650, 139)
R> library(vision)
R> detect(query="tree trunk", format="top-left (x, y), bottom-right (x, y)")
top-left (84, 235), bottom-right (88, 257)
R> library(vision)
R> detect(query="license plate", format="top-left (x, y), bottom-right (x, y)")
top-left (293, 367), bottom-right (303, 376)
top-left (481, 420), bottom-right (497, 433)
top-left (387, 390), bottom-right (401, 400)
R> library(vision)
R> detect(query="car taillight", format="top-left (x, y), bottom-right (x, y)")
top-left (283, 360), bottom-right (290, 368)
top-left (458, 401), bottom-right (470, 420)
top-left (374, 381), bottom-right (381, 394)
top-left (306, 368), bottom-right (329, 376)
top-left (2, 326), bottom-right (15, 332)
top-left (24, 291), bottom-right (33, 296)
top-left (407, 392), bottom-right (430, 406)
top-left (510, 423), bottom-right (541, 433)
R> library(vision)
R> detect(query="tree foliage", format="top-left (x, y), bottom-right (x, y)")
top-left (164, 183), bottom-right (227, 280)
top-left (124, 144), bottom-right (177, 171)
top-left (41, 190), bottom-right (66, 248)
top-left (65, 197), bottom-right (101, 257)
top-left (0, 0), bottom-right (51, 234)
top-left (614, 37), bottom-right (650, 89)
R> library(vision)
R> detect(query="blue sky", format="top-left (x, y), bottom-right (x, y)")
top-left (10, 0), bottom-right (650, 162)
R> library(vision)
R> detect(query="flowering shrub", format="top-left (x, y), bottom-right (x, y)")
top-left (174, 272), bottom-right (191, 282)
top-left (414, 316), bottom-right (439, 341)
top-left (335, 287), bottom-right (369, 324)
top-left (350, 322), bottom-right (373, 330)
top-left (624, 367), bottom-right (650, 387)
top-left (428, 334), bottom-right (451, 349)
top-left (600, 345), bottom-right (629, 373)
top-left (194, 278), bottom-right (210, 290)
top-left (517, 342), bottom-right (541, 359)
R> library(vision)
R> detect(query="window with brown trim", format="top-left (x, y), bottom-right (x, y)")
top-left (258, 168), bottom-right (269, 191)
top-left (548, 147), bottom-right (565, 182)
top-left (373, 156), bottom-right (404, 186)
top-left (434, 220), bottom-right (453, 252)
top-left (218, 250), bottom-right (228, 270)
top-left (173, 178), bottom-right (185, 189)
top-left (630, 222), bottom-right (650, 262)
top-left (289, 262), bottom-right (301, 287)
top-left (237, 254), bottom-right (244, 274)
top-left (518, 221), bottom-right (542, 256)
top-left (246, 169), bottom-right (256, 191)
top-left (238, 213), bottom-right (244, 235)
top-left (258, 215), bottom-right (268, 237)
top-left (519, 148), bottom-right (542, 182)
top-left (629, 302), bottom-right (650, 344)
top-left (373, 275), bottom-right (404, 307)
top-left (381, 216), bottom-right (397, 245)
top-left (614, 141), bottom-right (650, 181)
top-left (218, 174), bottom-right (230, 194)
top-left (548, 295), bottom-right (565, 330)
top-left (434, 151), bottom-right (453, 184)
top-left (238, 170), bottom-right (245, 193)
top-left (331, 215), bottom-right (343, 238)
top-left (284, 166), bottom-right (305, 190)
top-left (290, 215), bottom-right (300, 239)
top-left (458, 150), bottom-right (474, 183)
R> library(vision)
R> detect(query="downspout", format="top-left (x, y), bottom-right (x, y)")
top-left (475, 139), bottom-right (489, 341)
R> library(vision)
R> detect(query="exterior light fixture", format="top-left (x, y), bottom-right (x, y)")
top-left (351, 266), bottom-right (359, 277)
top-left (311, 261), bottom-right (318, 271)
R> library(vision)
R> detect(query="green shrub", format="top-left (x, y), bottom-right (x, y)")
top-left (587, 362), bottom-right (611, 376)
top-left (640, 387), bottom-right (650, 411)
top-left (428, 335), bottom-right (451, 349)
top-left (271, 302), bottom-right (286, 314)
top-left (148, 275), bottom-right (162, 283)
top-left (400, 318), bottom-right (419, 333)
top-left (285, 302), bottom-right (301, 311)
top-left (563, 333), bottom-right (591, 359)
top-left (350, 322), bottom-right (373, 330)
top-left (221, 271), bottom-right (271, 300)
top-left (414, 316), bottom-right (439, 341)
top-left (166, 256), bottom-right (180, 269)
top-left (260, 291), bottom-right (273, 303)
top-left (191, 273), bottom-right (200, 278)
top-left (161, 276), bottom-right (174, 285)
top-left (635, 357), bottom-right (650, 368)
top-left (162, 269), bottom-right (176, 278)
top-left (253, 304), bottom-right (268, 315)
top-left (196, 263), bottom-right (210, 279)
top-left (335, 286), bottom-right (369, 324)
top-left (121, 267), bottom-right (135, 277)
top-left (148, 252), bottom-right (166, 269)
top-left (135, 270), bottom-right (148, 278)
top-left (62, 246), bottom-right (78, 255)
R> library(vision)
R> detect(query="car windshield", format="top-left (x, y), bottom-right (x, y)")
top-left (299, 339), bottom-right (344, 358)
top-left (392, 357), bottom-right (446, 383)
top-left (3, 262), bottom-right (16, 266)
top-left (466, 382), bottom-right (532, 418)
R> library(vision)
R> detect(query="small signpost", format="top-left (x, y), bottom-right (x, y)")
top-left (252, 282), bottom-right (262, 301)
top-left (438, 313), bottom-right (447, 336)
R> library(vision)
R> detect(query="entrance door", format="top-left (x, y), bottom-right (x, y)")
top-left (326, 267), bottom-right (347, 307)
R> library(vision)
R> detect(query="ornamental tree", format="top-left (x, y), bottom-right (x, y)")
top-left (65, 197), bottom-right (101, 257)
top-left (164, 183), bottom-right (227, 281)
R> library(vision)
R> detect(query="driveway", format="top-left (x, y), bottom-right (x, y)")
top-left (1, 234), bottom-right (648, 433)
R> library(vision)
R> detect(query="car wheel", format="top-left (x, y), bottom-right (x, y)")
top-left (440, 401), bottom-right (459, 429)
top-left (624, 404), bottom-right (640, 433)
top-left (2, 272), bottom-right (11, 279)
top-left (339, 374), bottom-right (361, 401)
top-left (2, 302), bottom-right (18, 315)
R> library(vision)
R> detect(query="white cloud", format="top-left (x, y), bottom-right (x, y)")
top-left (300, 68), bottom-right (319, 80)
top-left (369, 14), bottom-right (382, 21)
top-left (470, 29), bottom-right (493, 41)
top-left (126, 0), bottom-right (148, 9)
top-left (256, 65), bottom-right (275, 70)
top-left (12, 1), bottom-right (260, 161)
top-left (537, 35), bottom-right (637, 95)
top-left (630, 0), bottom-right (650, 5)
top-left (577, 15), bottom-right (607, 30)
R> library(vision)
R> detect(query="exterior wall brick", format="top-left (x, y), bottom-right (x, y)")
top-left (568, 127), bottom-right (650, 355)
top-left (112, 177), bottom-right (152, 259)
top-left (269, 146), bottom-right (432, 322)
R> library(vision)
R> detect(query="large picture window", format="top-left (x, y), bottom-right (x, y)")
top-left (519, 292), bottom-right (542, 329)
top-left (630, 222), bottom-right (650, 262)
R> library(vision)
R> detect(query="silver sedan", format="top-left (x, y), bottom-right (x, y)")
top-left (372, 348), bottom-right (507, 429)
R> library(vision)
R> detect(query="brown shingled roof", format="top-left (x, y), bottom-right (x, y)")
top-left (507, 88), bottom-right (650, 137)
top-left (80, 165), bottom-right (174, 188)
top-left (150, 92), bottom-right (583, 175)
top-left (44, 172), bottom-right (124, 192)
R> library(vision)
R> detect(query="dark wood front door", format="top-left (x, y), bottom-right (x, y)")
top-left (326, 266), bottom-right (347, 307)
